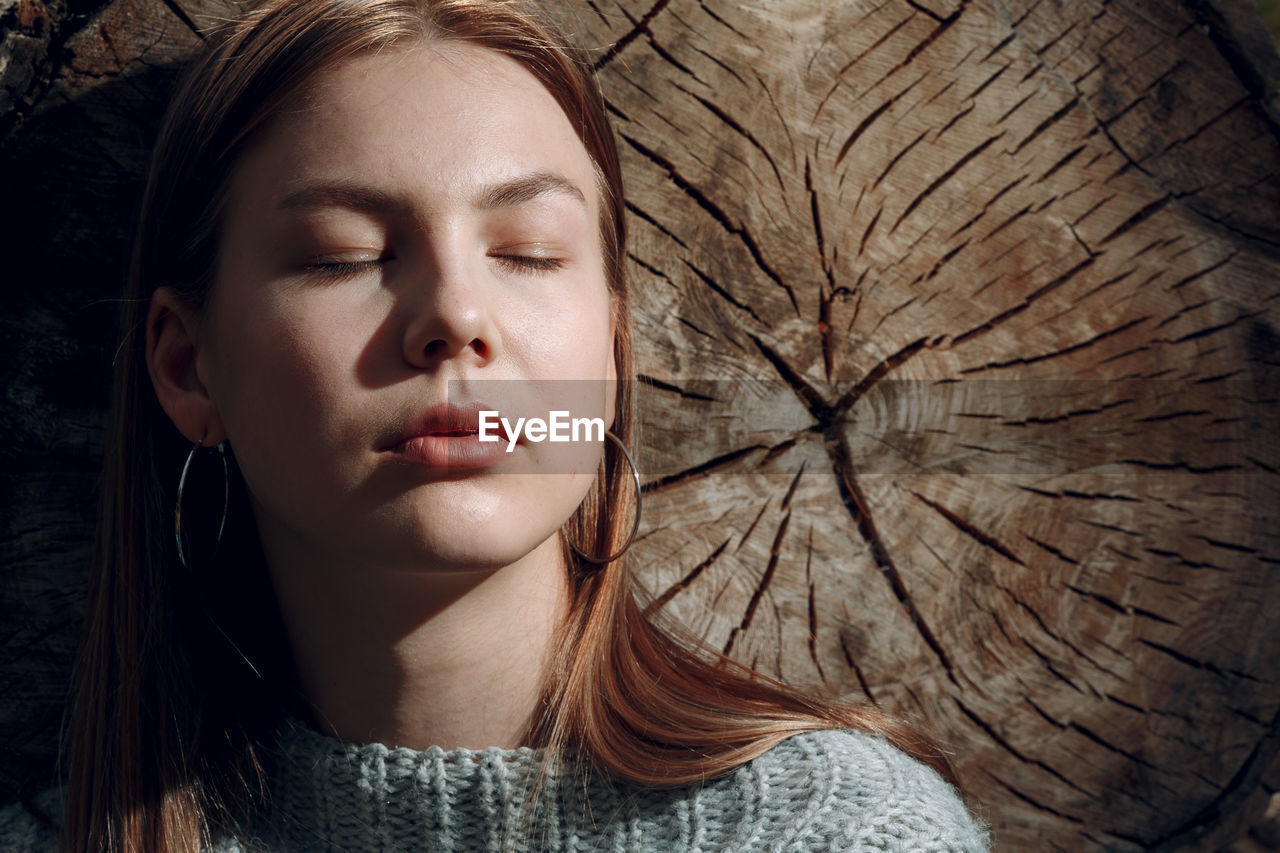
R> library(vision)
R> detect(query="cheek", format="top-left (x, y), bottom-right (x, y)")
top-left (509, 279), bottom-right (614, 373)
top-left (202, 291), bottom-right (374, 469)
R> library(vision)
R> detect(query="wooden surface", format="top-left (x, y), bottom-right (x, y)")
top-left (2, 0), bottom-right (1279, 849)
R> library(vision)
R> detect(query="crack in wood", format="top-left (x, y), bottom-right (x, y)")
top-left (1013, 96), bottom-right (1082, 155)
top-left (696, 1), bottom-right (755, 48)
top-left (995, 89), bottom-right (1037, 125)
top-left (908, 238), bottom-right (971, 288)
top-left (934, 102), bottom-right (974, 139)
top-left (604, 99), bottom-right (632, 124)
top-left (838, 631), bottom-right (878, 702)
top-left (681, 85), bottom-right (785, 193)
top-left (980, 32), bottom-right (1016, 64)
top-left (643, 537), bottom-right (730, 616)
top-left (1098, 194), bottom-right (1172, 245)
top-left (746, 333), bottom-right (828, 419)
top-left (1139, 638), bottom-right (1263, 683)
top-left (1150, 95), bottom-right (1249, 165)
top-left (1004, 395), bottom-right (1135, 426)
top-left (956, 698), bottom-right (1095, 800)
top-left (1134, 409), bottom-right (1211, 424)
top-left (898, 0), bottom-right (970, 69)
top-left (736, 500), bottom-right (769, 553)
top-left (1065, 583), bottom-right (1181, 627)
top-left (1119, 458), bottom-right (1243, 474)
top-left (780, 463), bottom-right (806, 512)
top-left (1189, 535), bottom-right (1259, 555)
top-left (640, 444), bottom-right (766, 496)
top-left (1166, 253), bottom-right (1236, 291)
top-left (889, 133), bottom-right (1004, 236)
top-left (637, 374), bottom-right (716, 402)
top-left (1166, 309), bottom-right (1264, 344)
top-left (590, 0), bottom-right (672, 72)
top-left (834, 72), bottom-right (928, 168)
top-left (1033, 20), bottom-right (1079, 59)
top-left (903, 0), bottom-right (948, 24)
top-left (803, 526), bottom-right (825, 682)
top-left (857, 206), bottom-right (883, 258)
top-left (690, 44), bottom-right (748, 88)
top-left (1021, 487), bottom-right (1142, 502)
top-left (827, 434), bottom-right (959, 684)
top-left (835, 337), bottom-right (930, 417)
top-left (872, 128), bottom-right (930, 192)
top-left (159, 0), bottom-right (204, 40)
top-left (1026, 535), bottom-right (1079, 564)
top-left (626, 252), bottom-right (675, 289)
top-left (624, 200), bottom-right (688, 249)
top-left (681, 259), bottom-right (764, 325)
top-left (1036, 144), bottom-right (1087, 184)
top-left (950, 175), bottom-right (1027, 238)
top-left (621, 134), bottom-right (800, 317)
top-left (912, 491), bottom-right (1026, 565)
top-left (959, 315), bottom-right (1152, 373)
top-left (1071, 720), bottom-right (1161, 770)
top-left (814, 16), bottom-right (916, 122)
top-left (805, 158), bottom-right (839, 381)
top-left (1143, 546), bottom-right (1229, 572)
top-left (723, 511), bottom-right (790, 656)
top-left (950, 256), bottom-right (1095, 347)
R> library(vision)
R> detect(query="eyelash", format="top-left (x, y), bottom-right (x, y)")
top-left (305, 259), bottom-right (384, 279)
top-left (491, 254), bottom-right (565, 275)
top-left (302, 253), bottom-right (565, 279)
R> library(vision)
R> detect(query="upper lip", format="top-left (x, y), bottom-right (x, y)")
top-left (383, 401), bottom-right (510, 451)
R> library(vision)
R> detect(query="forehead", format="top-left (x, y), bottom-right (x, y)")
top-left (226, 39), bottom-right (599, 215)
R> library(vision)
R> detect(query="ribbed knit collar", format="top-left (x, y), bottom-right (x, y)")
top-left (257, 719), bottom-right (606, 852)
top-left (195, 721), bottom-right (992, 852)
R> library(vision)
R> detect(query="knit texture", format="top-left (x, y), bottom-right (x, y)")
top-left (1, 722), bottom-right (990, 852)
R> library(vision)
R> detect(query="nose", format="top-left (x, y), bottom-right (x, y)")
top-left (401, 249), bottom-right (498, 369)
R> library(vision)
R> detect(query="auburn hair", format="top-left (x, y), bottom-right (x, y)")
top-left (64, 1), bottom-right (961, 850)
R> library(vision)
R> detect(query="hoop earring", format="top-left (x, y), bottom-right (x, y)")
top-left (568, 430), bottom-right (642, 566)
top-left (175, 438), bottom-right (229, 569)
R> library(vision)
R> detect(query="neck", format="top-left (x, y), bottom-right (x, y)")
top-left (262, 532), bottom-right (571, 751)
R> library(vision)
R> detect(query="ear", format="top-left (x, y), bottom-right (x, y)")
top-left (146, 288), bottom-right (227, 445)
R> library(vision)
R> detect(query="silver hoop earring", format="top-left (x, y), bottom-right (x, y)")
top-left (175, 438), bottom-right (229, 569)
top-left (568, 430), bottom-right (642, 566)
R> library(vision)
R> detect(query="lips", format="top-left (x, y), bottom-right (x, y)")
top-left (386, 402), bottom-right (508, 449)
top-left (383, 401), bottom-right (512, 470)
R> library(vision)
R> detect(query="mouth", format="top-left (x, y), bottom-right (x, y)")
top-left (385, 402), bottom-right (506, 448)
top-left (383, 401), bottom-right (515, 468)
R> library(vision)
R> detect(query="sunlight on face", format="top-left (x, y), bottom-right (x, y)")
top-left (198, 41), bottom-right (617, 574)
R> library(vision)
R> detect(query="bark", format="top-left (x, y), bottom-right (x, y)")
top-left (2, 0), bottom-right (1278, 849)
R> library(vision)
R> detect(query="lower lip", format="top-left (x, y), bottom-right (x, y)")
top-left (389, 433), bottom-right (512, 470)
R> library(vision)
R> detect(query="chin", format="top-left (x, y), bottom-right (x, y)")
top-left (378, 519), bottom-right (563, 575)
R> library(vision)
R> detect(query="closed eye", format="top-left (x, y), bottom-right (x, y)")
top-left (490, 253), bottom-right (565, 275)
top-left (303, 255), bottom-right (393, 280)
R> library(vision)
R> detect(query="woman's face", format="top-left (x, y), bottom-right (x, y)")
top-left (193, 41), bottom-right (616, 573)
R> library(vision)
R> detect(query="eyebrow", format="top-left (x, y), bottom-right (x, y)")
top-left (275, 171), bottom-right (587, 215)
top-left (277, 184), bottom-right (411, 215)
top-left (477, 171), bottom-right (587, 210)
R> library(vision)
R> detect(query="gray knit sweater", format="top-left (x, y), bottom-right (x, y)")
top-left (0, 721), bottom-right (990, 851)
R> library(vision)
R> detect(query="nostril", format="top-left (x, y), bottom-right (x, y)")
top-left (424, 339), bottom-right (446, 357)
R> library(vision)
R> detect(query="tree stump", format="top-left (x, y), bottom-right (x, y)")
top-left (2, 0), bottom-right (1278, 849)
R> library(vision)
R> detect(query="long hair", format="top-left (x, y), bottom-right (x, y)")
top-left (64, 1), bottom-right (961, 850)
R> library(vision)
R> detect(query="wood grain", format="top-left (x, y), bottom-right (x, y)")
top-left (2, 0), bottom-right (1278, 849)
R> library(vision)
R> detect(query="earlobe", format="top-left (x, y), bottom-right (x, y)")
top-left (146, 288), bottom-right (227, 445)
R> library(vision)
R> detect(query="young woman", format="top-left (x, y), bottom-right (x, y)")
top-left (0, 1), bottom-right (989, 850)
